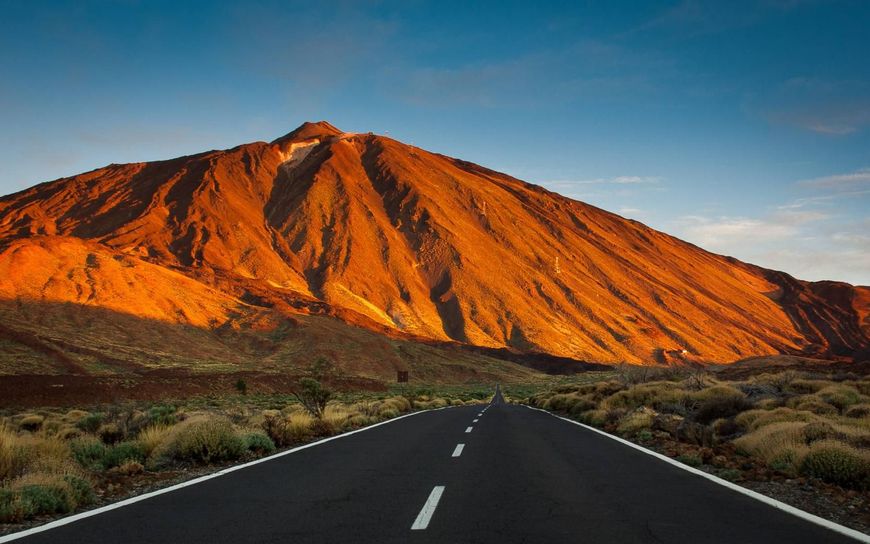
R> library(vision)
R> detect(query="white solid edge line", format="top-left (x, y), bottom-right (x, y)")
top-left (452, 443), bottom-right (465, 458)
top-left (465, 426), bottom-right (473, 433)
top-left (524, 405), bottom-right (870, 543)
top-left (0, 406), bottom-right (461, 544)
top-left (410, 485), bottom-right (445, 530)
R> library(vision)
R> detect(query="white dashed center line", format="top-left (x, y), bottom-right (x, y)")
top-left (411, 486), bottom-right (445, 530)
top-left (473, 419), bottom-right (479, 423)
top-left (452, 443), bottom-right (465, 457)
top-left (465, 426), bottom-right (473, 433)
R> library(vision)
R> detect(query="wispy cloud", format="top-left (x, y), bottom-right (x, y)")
top-left (798, 167), bottom-right (870, 190)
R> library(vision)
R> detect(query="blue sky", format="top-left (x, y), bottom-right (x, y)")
top-left (1, 0), bottom-right (868, 284)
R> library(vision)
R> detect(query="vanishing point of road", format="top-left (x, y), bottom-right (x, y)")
top-left (3, 386), bottom-right (863, 544)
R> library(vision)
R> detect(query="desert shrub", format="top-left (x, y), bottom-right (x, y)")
top-left (568, 395), bottom-right (599, 416)
top-left (56, 425), bottom-right (82, 441)
top-left (137, 425), bottom-right (173, 457)
top-left (802, 422), bottom-right (837, 444)
top-left (818, 385), bottom-right (863, 412)
top-left (718, 468), bottom-right (741, 481)
top-left (694, 395), bottom-right (752, 425)
top-left (97, 423), bottom-right (124, 445)
top-left (64, 410), bottom-right (89, 423)
top-left (711, 417), bottom-right (741, 438)
top-left (734, 421), bottom-right (808, 471)
top-left (690, 385), bottom-right (745, 403)
top-left (617, 409), bottom-right (655, 435)
top-left (75, 413), bottom-right (104, 434)
top-left (115, 460), bottom-right (145, 476)
top-left (676, 454), bottom-right (702, 467)
top-left (18, 415), bottom-right (45, 432)
top-left (602, 382), bottom-right (687, 411)
top-left (156, 416), bottom-right (245, 464)
top-left (791, 397), bottom-right (838, 415)
top-left (70, 436), bottom-right (107, 470)
top-left (262, 412), bottom-right (313, 447)
top-left (0, 426), bottom-right (27, 480)
top-left (636, 430), bottom-right (653, 443)
top-left (855, 380), bottom-right (870, 396)
top-left (378, 408), bottom-right (399, 419)
top-left (243, 432), bottom-right (276, 455)
top-left (735, 408), bottom-right (817, 431)
top-left (344, 415), bottom-right (372, 429)
top-left (578, 409), bottom-right (608, 426)
top-left (845, 404), bottom-right (870, 419)
top-left (147, 404), bottom-right (178, 426)
top-left (3, 473), bottom-right (93, 521)
top-left (800, 440), bottom-right (870, 489)
top-left (787, 379), bottom-right (833, 394)
top-left (755, 398), bottom-right (781, 410)
top-left (101, 441), bottom-right (146, 469)
top-left (17, 484), bottom-right (71, 516)
top-left (310, 418), bottom-right (336, 437)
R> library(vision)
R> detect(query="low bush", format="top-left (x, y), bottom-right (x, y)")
top-left (617, 409), bottom-right (655, 435)
top-left (101, 441), bottom-right (146, 469)
top-left (676, 454), bottom-right (702, 467)
top-left (817, 385), bottom-right (863, 412)
top-left (694, 395), bottom-right (752, 425)
top-left (800, 440), bottom-right (870, 489)
top-left (845, 404), bottom-right (870, 418)
top-left (18, 415), bottom-right (45, 432)
top-left (243, 432), bottom-right (276, 455)
top-left (70, 437), bottom-right (107, 470)
top-left (262, 412), bottom-right (314, 447)
top-left (578, 409), bottom-right (608, 426)
top-left (75, 413), bottom-right (104, 433)
top-left (156, 416), bottom-right (245, 464)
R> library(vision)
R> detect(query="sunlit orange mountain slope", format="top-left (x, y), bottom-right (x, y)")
top-left (0, 121), bottom-right (867, 368)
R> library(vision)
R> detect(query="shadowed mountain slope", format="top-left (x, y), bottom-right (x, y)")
top-left (0, 121), bottom-right (866, 366)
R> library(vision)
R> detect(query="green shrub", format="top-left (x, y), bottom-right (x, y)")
top-left (636, 430), bottom-right (653, 443)
top-left (63, 475), bottom-right (95, 506)
top-left (243, 432), bottom-right (276, 455)
top-left (75, 413), bottom-right (104, 433)
top-left (676, 454), bottom-right (702, 467)
top-left (18, 484), bottom-right (72, 516)
top-left (102, 441), bottom-right (146, 469)
top-left (147, 404), bottom-right (178, 426)
top-left (70, 437), bottom-right (107, 470)
top-left (800, 440), bottom-right (870, 489)
top-left (718, 468), bottom-right (741, 481)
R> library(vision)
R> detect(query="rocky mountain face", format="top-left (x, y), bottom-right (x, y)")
top-left (1, 121), bottom-right (867, 366)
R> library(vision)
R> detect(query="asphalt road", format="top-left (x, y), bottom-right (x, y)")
top-left (6, 386), bottom-right (863, 544)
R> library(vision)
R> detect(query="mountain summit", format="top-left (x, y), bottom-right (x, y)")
top-left (0, 122), bottom-right (867, 366)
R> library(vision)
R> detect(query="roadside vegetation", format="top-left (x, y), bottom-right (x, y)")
top-left (525, 366), bottom-right (870, 492)
top-left (0, 376), bottom-right (489, 526)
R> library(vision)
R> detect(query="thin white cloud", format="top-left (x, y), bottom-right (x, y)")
top-left (798, 167), bottom-right (870, 189)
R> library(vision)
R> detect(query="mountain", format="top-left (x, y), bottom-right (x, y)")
top-left (0, 121), bottom-right (867, 377)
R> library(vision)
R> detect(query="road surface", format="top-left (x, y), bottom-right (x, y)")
top-left (4, 387), bottom-right (862, 543)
